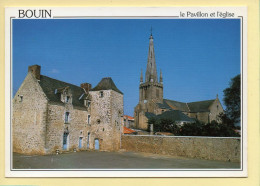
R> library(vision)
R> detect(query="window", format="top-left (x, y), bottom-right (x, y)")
top-left (97, 119), bottom-right (101, 124)
top-left (65, 96), bottom-right (70, 103)
top-left (18, 95), bottom-right (23, 102)
top-left (87, 101), bottom-right (91, 107)
top-left (65, 112), bottom-right (70, 123)
top-left (99, 91), bottom-right (104, 98)
top-left (87, 115), bottom-right (91, 124)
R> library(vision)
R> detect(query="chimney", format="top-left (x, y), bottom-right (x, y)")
top-left (81, 83), bottom-right (92, 93)
top-left (28, 65), bottom-right (41, 80)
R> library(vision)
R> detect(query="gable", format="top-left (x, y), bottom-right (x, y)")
top-left (187, 100), bottom-right (215, 112)
top-left (163, 99), bottom-right (189, 112)
top-left (13, 72), bottom-right (47, 102)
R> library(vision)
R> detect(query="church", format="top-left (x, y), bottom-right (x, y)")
top-left (134, 33), bottom-right (224, 130)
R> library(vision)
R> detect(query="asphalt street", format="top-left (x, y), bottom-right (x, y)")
top-left (13, 150), bottom-right (240, 169)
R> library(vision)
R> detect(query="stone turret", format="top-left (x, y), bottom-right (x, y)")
top-left (140, 69), bottom-right (143, 84)
top-left (160, 69), bottom-right (163, 83)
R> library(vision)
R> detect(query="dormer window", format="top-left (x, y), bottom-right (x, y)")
top-left (99, 91), bottom-right (104, 98)
top-left (65, 96), bottom-right (70, 103)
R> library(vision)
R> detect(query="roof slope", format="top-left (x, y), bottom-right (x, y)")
top-left (39, 75), bottom-right (86, 108)
top-left (123, 126), bottom-right (136, 134)
top-left (164, 99), bottom-right (189, 112)
top-left (145, 110), bottom-right (194, 122)
top-left (91, 77), bottom-right (123, 94)
top-left (187, 100), bottom-right (215, 112)
top-left (161, 98), bottom-right (216, 113)
top-left (158, 110), bottom-right (195, 122)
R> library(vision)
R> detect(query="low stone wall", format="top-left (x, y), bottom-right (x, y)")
top-left (121, 135), bottom-right (241, 162)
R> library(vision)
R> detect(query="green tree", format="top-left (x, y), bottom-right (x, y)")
top-left (148, 117), bottom-right (180, 135)
top-left (179, 121), bottom-right (203, 136)
top-left (222, 74), bottom-right (241, 126)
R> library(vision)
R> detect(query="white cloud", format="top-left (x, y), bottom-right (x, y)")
top-left (50, 69), bottom-right (60, 74)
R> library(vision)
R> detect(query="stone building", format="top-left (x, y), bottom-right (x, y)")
top-left (123, 115), bottom-right (134, 128)
top-left (134, 34), bottom-right (224, 130)
top-left (12, 65), bottom-right (123, 154)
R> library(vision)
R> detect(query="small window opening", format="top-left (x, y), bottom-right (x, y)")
top-left (65, 96), bottom-right (70, 103)
top-left (18, 95), bottom-right (23, 102)
top-left (87, 115), bottom-right (91, 124)
top-left (65, 112), bottom-right (70, 123)
top-left (97, 119), bottom-right (101, 124)
top-left (99, 91), bottom-right (104, 98)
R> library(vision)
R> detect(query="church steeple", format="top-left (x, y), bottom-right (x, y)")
top-left (145, 33), bottom-right (158, 83)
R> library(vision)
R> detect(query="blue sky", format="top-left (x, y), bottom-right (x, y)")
top-left (13, 19), bottom-right (240, 116)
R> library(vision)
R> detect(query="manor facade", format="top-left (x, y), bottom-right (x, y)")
top-left (12, 65), bottom-right (123, 154)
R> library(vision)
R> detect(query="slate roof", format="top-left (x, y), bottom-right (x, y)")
top-left (145, 112), bottom-right (156, 119)
top-left (160, 99), bottom-right (216, 113)
top-left (145, 110), bottom-right (195, 122)
top-left (163, 99), bottom-right (189, 112)
top-left (156, 100), bottom-right (172, 110)
top-left (187, 100), bottom-right (215, 112)
top-left (91, 77), bottom-right (123, 94)
top-left (157, 110), bottom-right (195, 122)
top-left (38, 75), bottom-right (86, 108)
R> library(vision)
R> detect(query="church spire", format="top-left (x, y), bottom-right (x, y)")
top-left (140, 69), bottom-right (143, 83)
top-left (145, 32), bottom-right (157, 83)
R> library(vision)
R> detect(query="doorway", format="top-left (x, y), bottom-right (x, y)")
top-left (79, 137), bottom-right (83, 149)
top-left (94, 138), bottom-right (99, 150)
top-left (63, 132), bottom-right (69, 150)
top-left (87, 132), bottom-right (90, 149)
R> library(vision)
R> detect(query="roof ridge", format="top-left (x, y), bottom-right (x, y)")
top-left (187, 99), bottom-right (215, 104)
top-left (41, 75), bottom-right (82, 89)
top-left (164, 98), bottom-right (186, 104)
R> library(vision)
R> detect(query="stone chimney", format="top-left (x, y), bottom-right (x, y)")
top-left (81, 83), bottom-right (92, 93)
top-left (28, 65), bottom-right (41, 80)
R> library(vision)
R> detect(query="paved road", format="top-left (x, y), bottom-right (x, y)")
top-left (13, 151), bottom-right (240, 169)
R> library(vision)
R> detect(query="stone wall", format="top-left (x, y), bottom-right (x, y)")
top-left (121, 135), bottom-right (241, 162)
top-left (45, 103), bottom-right (89, 153)
top-left (12, 73), bottom-right (48, 154)
top-left (89, 90), bottom-right (123, 151)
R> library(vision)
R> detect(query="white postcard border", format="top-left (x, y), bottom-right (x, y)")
top-left (5, 7), bottom-right (247, 177)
